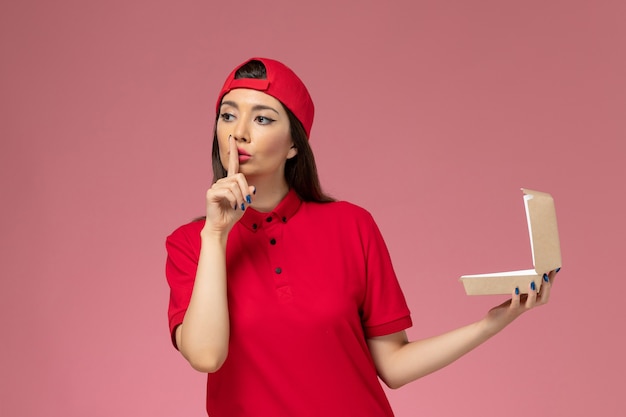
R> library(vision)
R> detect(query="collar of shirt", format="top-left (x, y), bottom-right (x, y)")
top-left (238, 188), bottom-right (302, 232)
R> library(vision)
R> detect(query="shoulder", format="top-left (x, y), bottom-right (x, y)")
top-left (166, 218), bottom-right (205, 249)
top-left (305, 199), bottom-right (371, 215)
top-left (302, 200), bottom-right (377, 227)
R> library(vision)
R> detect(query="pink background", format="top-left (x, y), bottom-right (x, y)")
top-left (1, 0), bottom-right (624, 416)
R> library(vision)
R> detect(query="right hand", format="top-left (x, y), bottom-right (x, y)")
top-left (482, 269), bottom-right (558, 336)
top-left (203, 135), bottom-right (255, 236)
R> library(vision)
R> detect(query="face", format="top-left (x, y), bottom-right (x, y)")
top-left (216, 88), bottom-right (297, 181)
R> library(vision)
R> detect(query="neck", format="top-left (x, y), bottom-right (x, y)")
top-left (247, 176), bottom-right (290, 213)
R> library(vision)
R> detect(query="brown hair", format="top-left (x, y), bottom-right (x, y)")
top-left (211, 60), bottom-right (334, 203)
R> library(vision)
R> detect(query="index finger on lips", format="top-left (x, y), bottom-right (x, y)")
top-left (227, 134), bottom-right (239, 177)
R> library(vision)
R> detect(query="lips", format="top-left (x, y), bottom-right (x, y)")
top-left (237, 148), bottom-right (251, 162)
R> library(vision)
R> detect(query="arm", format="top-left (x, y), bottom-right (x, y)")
top-left (176, 135), bottom-right (254, 373)
top-left (176, 232), bottom-right (230, 373)
top-left (368, 271), bottom-right (557, 389)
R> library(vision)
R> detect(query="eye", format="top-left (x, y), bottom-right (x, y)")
top-left (255, 116), bottom-right (275, 125)
top-left (220, 113), bottom-right (235, 122)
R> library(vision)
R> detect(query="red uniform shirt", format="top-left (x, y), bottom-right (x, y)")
top-left (166, 190), bottom-right (412, 416)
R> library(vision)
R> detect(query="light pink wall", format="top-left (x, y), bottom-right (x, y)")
top-left (1, 0), bottom-right (624, 416)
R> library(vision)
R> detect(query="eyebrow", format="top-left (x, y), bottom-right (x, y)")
top-left (220, 100), bottom-right (280, 115)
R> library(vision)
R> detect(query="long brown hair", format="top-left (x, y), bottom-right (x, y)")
top-left (211, 60), bottom-right (334, 203)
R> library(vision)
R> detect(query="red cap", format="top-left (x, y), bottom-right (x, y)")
top-left (216, 57), bottom-right (315, 138)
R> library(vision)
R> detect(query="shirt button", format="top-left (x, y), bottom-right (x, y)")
top-left (270, 238), bottom-right (276, 245)
top-left (252, 223), bottom-right (258, 230)
top-left (282, 216), bottom-right (287, 223)
top-left (266, 216), bottom-right (273, 223)
top-left (275, 267), bottom-right (282, 274)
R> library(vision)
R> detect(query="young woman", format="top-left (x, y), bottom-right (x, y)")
top-left (165, 57), bottom-right (558, 416)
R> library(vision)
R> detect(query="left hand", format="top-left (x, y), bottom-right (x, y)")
top-left (482, 269), bottom-right (559, 336)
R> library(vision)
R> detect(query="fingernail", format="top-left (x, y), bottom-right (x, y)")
top-left (543, 273), bottom-right (549, 282)
top-left (246, 195), bottom-right (252, 204)
top-left (240, 203), bottom-right (245, 211)
top-left (531, 281), bottom-right (536, 291)
top-left (515, 287), bottom-right (520, 295)
top-left (556, 267), bottom-right (561, 273)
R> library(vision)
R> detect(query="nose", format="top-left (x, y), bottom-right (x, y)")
top-left (231, 119), bottom-right (249, 143)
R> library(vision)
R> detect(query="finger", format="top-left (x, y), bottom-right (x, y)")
top-left (539, 273), bottom-right (552, 304)
top-left (214, 177), bottom-right (247, 210)
top-left (227, 134), bottom-right (239, 177)
top-left (510, 286), bottom-right (521, 309)
top-left (207, 182), bottom-right (240, 211)
top-left (549, 268), bottom-right (560, 285)
top-left (247, 185), bottom-right (256, 204)
top-left (525, 281), bottom-right (538, 308)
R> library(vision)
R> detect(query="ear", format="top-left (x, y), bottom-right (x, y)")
top-left (287, 144), bottom-right (298, 159)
